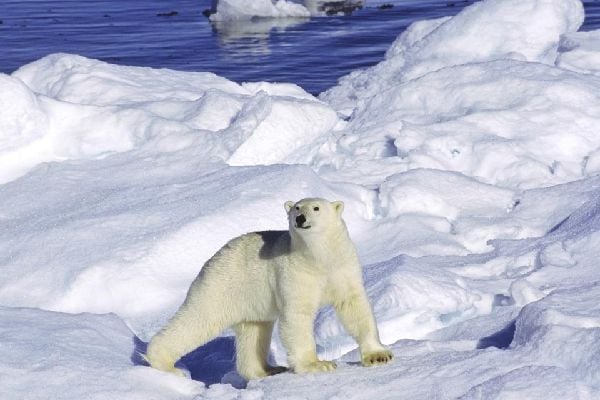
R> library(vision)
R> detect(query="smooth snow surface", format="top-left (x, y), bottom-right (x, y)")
top-left (1, 0), bottom-right (600, 399)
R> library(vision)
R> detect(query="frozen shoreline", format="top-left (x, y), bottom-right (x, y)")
top-left (1, 0), bottom-right (600, 398)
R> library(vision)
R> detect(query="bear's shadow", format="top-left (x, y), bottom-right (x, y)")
top-left (132, 335), bottom-right (240, 387)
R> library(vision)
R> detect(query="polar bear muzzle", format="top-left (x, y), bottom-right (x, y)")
top-left (295, 214), bottom-right (310, 229)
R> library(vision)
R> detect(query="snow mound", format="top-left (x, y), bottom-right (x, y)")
top-left (512, 285), bottom-right (600, 389)
top-left (317, 0), bottom-right (599, 190)
top-left (1, 53), bottom-right (339, 184)
top-left (322, 0), bottom-right (584, 109)
top-left (0, 307), bottom-right (204, 400)
top-left (376, 169), bottom-right (515, 253)
top-left (557, 30), bottom-right (600, 75)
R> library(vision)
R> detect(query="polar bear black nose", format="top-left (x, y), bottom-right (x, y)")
top-left (296, 214), bottom-right (306, 227)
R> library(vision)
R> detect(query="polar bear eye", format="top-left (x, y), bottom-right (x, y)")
top-left (313, 207), bottom-right (319, 211)
top-left (295, 206), bottom-right (300, 211)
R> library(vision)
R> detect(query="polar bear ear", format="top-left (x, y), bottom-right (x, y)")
top-left (284, 201), bottom-right (295, 214)
top-left (332, 201), bottom-right (344, 216)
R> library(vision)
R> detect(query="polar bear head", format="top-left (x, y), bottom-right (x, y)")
top-left (284, 198), bottom-right (344, 234)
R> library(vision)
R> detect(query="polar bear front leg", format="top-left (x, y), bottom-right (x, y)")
top-left (278, 279), bottom-right (336, 374)
top-left (279, 312), bottom-right (336, 374)
top-left (334, 288), bottom-right (393, 367)
top-left (234, 321), bottom-right (287, 380)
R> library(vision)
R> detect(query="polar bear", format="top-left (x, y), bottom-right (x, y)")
top-left (145, 198), bottom-right (392, 380)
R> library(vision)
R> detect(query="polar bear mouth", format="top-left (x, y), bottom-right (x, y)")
top-left (297, 225), bottom-right (312, 230)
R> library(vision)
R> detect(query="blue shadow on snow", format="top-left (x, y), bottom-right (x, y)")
top-left (131, 335), bottom-right (238, 386)
top-left (476, 320), bottom-right (516, 350)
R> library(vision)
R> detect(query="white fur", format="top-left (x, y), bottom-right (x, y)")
top-left (145, 198), bottom-right (392, 380)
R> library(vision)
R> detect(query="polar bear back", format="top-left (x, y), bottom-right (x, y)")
top-left (182, 231), bottom-right (290, 322)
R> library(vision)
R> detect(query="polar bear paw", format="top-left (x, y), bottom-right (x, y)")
top-left (266, 366), bottom-right (289, 376)
top-left (295, 360), bottom-right (337, 374)
top-left (240, 365), bottom-right (288, 380)
top-left (361, 349), bottom-right (393, 366)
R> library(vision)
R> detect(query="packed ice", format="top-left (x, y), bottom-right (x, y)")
top-left (207, 0), bottom-right (365, 20)
top-left (1, 0), bottom-right (599, 398)
top-left (209, 0), bottom-right (311, 21)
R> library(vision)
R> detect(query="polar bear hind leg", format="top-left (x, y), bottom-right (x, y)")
top-left (145, 302), bottom-right (233, 376)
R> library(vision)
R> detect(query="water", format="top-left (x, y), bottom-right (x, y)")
top-left (1, 0), bottom-right (600, 95)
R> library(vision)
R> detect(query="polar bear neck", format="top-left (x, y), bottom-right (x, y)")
top-left (289, 221), bottom-right (351, 262)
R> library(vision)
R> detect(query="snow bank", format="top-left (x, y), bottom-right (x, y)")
top-left (375, 169), bottom-right (516, 254)
top-left (318, 0), bottom-right (599, 190)
top-left (512, 285), bottom-right (600, 389)
top-left (323, 0), bottom-right (584, 109)
top-left (0, 307), bottom-right (204, 400)
top-left (319, 60), bottom-right (600, 189)
top-left (1, 53), bottom-right (339, 184)
top-left (557, 30), bottom-right (600, 75)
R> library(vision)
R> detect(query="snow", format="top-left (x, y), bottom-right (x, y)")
top-left (557, 30), bottom-right (600, 75)
top-left (209, 0), bottom-right (311, 21)
top-left (318, 0), bottom-right (600, 190)
top-left (207, 0), bottom-right (364, 20)
top-left (321, 0), bottom-right (585, 109)
top-left (1, 53), bottom-right (339, 184)
top-left (1, 0), bottom-right (600, 398)
top-left (0, 307), bottom-right (205, 400)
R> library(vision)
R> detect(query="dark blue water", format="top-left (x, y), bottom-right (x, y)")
top-left (1, 0), bottom-right (600, 95)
